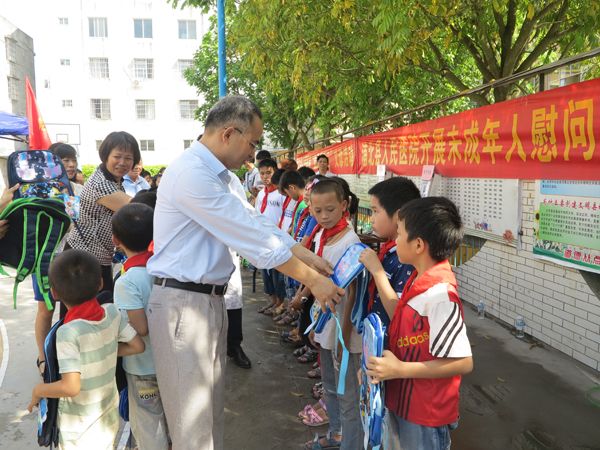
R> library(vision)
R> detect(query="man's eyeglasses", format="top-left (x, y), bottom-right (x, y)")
top-left (233, 127), bottom-right (259, 150)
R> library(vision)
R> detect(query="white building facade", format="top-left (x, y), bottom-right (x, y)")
top-left (23, 0), bottom-right (206, 165)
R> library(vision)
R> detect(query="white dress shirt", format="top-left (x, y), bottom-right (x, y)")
top-left (123, 174), bottom-right (151, 197)
top-left (147, 141), bottom-right (296, 285)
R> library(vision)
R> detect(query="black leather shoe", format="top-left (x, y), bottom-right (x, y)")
top-left (228, 346), bottom-right (251, 369)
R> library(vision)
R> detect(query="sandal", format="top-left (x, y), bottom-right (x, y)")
top-left (307, 366), bottom-right (321, 379)
top-left (293, 345), bottom-right (308, 357)
top-left (263, 305), bottom-right (276, 316)
top-left (276, 312), bottom-right (298, 326)
top-left (301, 405), bottom-right (329, 427)
top-left (298, 349), bottom-right (318, 363)
top-left (304, 431), bottom-right (341, 449)
top-left (257, 304), bottom-right (272, 314)
top-left (312, 382), bottom-right (324, 400)
top-left (298, 399), bottom-right (327, 420)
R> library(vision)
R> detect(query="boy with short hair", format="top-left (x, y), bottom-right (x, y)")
top-left (255, 159), bottom-right (287, 314)
top-left (28, 250), bottom-right (144, 450)
top-left (112, 203), bottom-right (169, 450)
top-left (359, 177), bottom-right (421, 327)
top-left (362, 197), bottom-right (473, 450)
top-left (279, 170), bottom-right (307, 236)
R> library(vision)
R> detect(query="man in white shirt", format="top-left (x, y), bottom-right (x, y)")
top-left (146, 96), bottom-right (343, 450)
top-left (317, 153), bottom-right (336, 177)
top-left (123, 160), bottom-right (150, 196)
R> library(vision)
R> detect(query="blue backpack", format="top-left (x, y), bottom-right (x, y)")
top-left (37, 318), bottom-right (63, 448)
top-left (360, 313), bottom-right (386, 450)
top-left (305, 243), bottom-right (368, 395)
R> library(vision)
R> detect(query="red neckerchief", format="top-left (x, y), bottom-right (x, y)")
top-left (312, 212), bottom-right (350, 257)
top-left (295, 208), bottom-right (311, 240)
top-left (367, 240), bottom-right (396, 311)
top-left (291, 195), bottom-right (304, 221)
top-left (123, 250), bottom-right (153, 273)
top-left (389, 260), bottom-right (457, 339)
top-left (260, 185), bottom-right (278, 213)
top-left (278, 196), bottom-right (293, 228)
top-left (148, 241), bottom-right (154, 253)
top-left (64, 298), bottom-right (105, 324)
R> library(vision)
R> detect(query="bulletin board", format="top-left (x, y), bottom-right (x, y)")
top-left (533, 180), bottom-right (600, 274)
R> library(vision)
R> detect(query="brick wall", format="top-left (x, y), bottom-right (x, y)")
top-left (342, 174), bottom-right (600, 371)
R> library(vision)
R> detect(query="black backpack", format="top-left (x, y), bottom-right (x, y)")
top-left (7, 150), bottom-right (73, 199)
top-left (37, 318), bottom-right (63, 448)
top-left (1, 150), bottom-right (75, 309)
top-left (0, 197), bottom-right (71, 309)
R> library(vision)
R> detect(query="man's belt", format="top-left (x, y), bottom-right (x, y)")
top-left (154, 277), bottom-right (228, 296)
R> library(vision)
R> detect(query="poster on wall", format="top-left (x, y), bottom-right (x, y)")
top-left (439, 178), bottom-right (521, 245)
top-left (533, 180), bottom-right (600, 274)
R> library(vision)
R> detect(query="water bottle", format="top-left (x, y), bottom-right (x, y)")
top-left (515, 316), bottom-right (526, 339)
top-left (477, 301), bottom-right (485, 319)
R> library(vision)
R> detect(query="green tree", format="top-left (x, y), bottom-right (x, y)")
top-left (374, 0), bottom-right (600, 104)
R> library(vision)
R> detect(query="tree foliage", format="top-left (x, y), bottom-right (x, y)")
top-left (173, 0), bottom-right (599, 149)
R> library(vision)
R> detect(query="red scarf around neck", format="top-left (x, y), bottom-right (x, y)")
top-left (367, 240), bottom-right (396, 311)
top-left (260, 185), bottom-right (278, 213)
top-left (278, 196), bottom-right (293, 228)
top-left (291, 195), bottom-right (304, 220)
top-left (295, 207), bottom-right (311, 240)
top-left (122, 250), bottom-right (153, 273)
top-left (64, 298), bottom-right (105, 324)
top-left (309, 212), bottom-right (350, 257)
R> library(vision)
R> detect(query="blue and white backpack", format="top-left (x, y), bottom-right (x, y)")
top-left (360, 313), bottom-right (386, 450)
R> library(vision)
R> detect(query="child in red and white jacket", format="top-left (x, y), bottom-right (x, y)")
top-left (362, 197), bottom-right (473, 450)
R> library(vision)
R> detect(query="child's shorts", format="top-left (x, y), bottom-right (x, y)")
top-left (126, 373), bottom-right (169, 450)
top-left (383, 411), bottom-right (457, 450)
top-left (32, 274), bottom-right (55, 305)
top-left (261, 269), bottom-right (286, 299)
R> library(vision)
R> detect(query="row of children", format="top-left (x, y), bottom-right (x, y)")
top-left (28, 197), bottom-right (169, 450)
top-left (252, 159), bottom-right (473, 450)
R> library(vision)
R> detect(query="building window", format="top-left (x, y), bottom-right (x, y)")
top-left (177, 59), bottom-right (193, 77)
top-left (96, 140), bottom-right (103, 151)
top-left (183, 139), bottom-right (193, 149)
top-left (59, 17), bottom-right (69, 25)
top-left (5, 38), bottom-right (17, 62)
top-left (89, 58), bottom-right (109, 79)
top-left (90, 99), bottom-right (111, 119)
top-left (7, 77), bottom-right (19, 101)
top-left (135, 99), bottom-right (155, 119)
top-left (44, 80), bottom-right (51, 89)
top-left (60, 59), bottom-right (71, 66)
top-left (178, 20), bottom-right (196, 39)
top-left (179, 100), bottom-right (198, 119)
top-left (89, 17), bottom-right (108, 37)
top-left (62, 99), bottom-right (73, 108)
top-left (134, 19), bottom-right (153, 38)
top-left (140, 140), bottom-right (155, 152)
top-left (133, 58), bottom-right (154, 79)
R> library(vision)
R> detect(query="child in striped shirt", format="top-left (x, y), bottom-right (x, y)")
top-left (28, 250), bottom-right (145, 450)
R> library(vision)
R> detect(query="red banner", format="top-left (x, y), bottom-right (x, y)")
top-left (298, 78), bottom-right (600, 180)
top-left (296, 139), bottom-right (357, 174)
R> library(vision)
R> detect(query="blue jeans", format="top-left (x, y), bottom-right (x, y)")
top-left (383, 410), bottom-right (457, 450)
top-left (319, 349), bottom-right (363, 450)
top-left (261, 269), bottom-right (286, 299)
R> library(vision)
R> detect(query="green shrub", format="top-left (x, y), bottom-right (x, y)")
top-left (80, 164), bottom-right (168, 181)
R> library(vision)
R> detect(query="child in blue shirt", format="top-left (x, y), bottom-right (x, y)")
top-left (359, 177), bottom-right (421, 328)
top-left (112, 203), bottom-right (169, 450)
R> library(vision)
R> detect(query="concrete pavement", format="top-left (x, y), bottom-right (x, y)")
top-left (1, 268), bottom-right (599, 449)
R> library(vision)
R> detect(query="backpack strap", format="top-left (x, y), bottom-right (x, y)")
top-left (35, 200), bottom-right (71, 310)
top-left (11, 207), bottom-right (39, 308)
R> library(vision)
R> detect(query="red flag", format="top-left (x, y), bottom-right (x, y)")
top-left (25, 77), bottom-right (52, 150)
